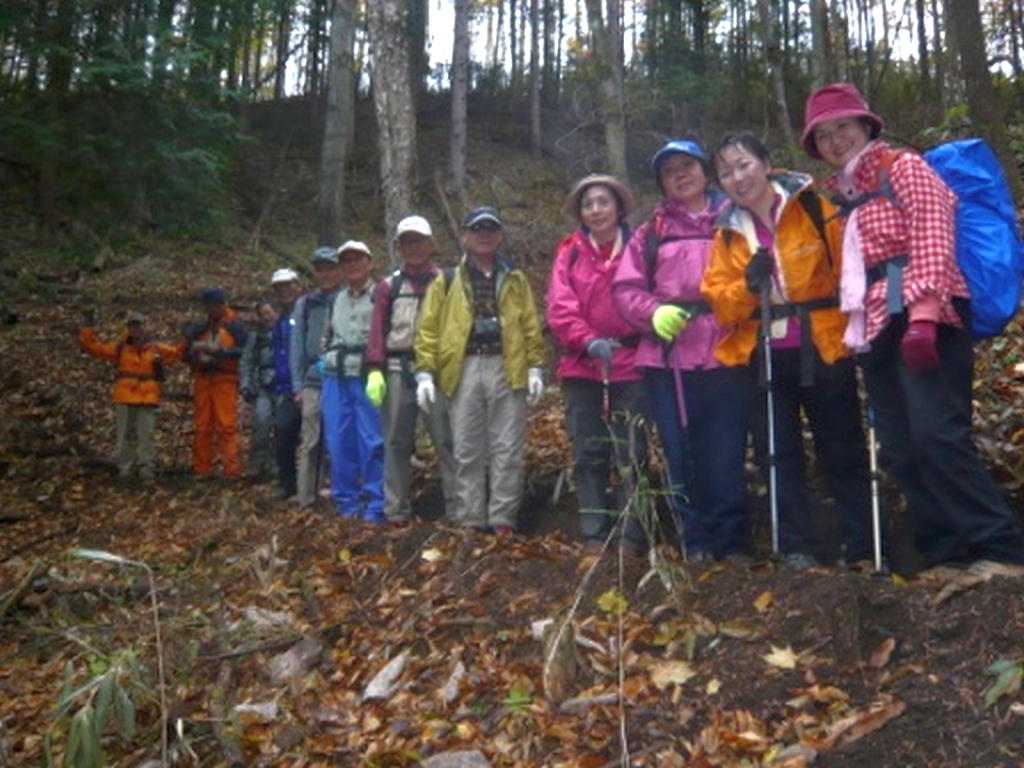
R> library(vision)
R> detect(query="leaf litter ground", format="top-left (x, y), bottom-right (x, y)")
top-left (3, 254), bottom-right (1024, 767)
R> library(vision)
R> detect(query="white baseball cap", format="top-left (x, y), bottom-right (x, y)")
top-left (395, 215), bottom-right (433, 239)
top-left (337, 240), bottom-right (372, 259)
top-left (271, 268), bottom-right (300, 284)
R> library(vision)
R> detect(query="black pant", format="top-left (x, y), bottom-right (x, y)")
top-left (750, 349), bottom-right (874, 560)
top-left (861, 308), bottom-right (1024, 566)
top-left (562, 378), bottom-right (649, 546)
top-left (274, 393), bottom-right (302, 497)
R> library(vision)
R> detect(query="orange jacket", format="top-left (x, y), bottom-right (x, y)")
top-left (79, 328), bottom-right (185, 405)
top-left (701, 172), bottom-right (848, 367)
top-left (184, 307), bottom-right (248, 379)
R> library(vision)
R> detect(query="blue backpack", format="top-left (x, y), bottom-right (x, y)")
top-left (867, 139), bottom-right (1024, 339)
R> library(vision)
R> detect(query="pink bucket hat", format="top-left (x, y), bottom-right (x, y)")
top-left (801, 82), bottom-right (884, 159)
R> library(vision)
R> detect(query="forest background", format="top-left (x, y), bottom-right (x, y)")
top-left (2, 0), bottom-right (1023, 270)
top-left (4, 1), bottom-right (1024, 767)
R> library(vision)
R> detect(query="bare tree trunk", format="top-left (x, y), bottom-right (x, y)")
top-left (447, 0), bottom-right (470, 198)
top-left (946, 0), bottom-right (1023, 202)
top-left (530, 0), bottom-right (541, 156)
top-left (317, 0), bottom-right (356, 246)
top-left (273, 0), bottom-right (292, 99)
top-left (759, 0), bottom-right (795, 148)
top-left (810, 0), bottom-right (828, 87)
top-left (583, 0), bottom-right (627, 177)
top-left (367, 0), bottom-right (417, 268)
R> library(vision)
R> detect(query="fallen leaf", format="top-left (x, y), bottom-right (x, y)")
top-left (753, 590), bottom-right (773, 612)
top-left (764, 644), bottom-right (799, 670)
top-left (421, 548), bottom-right (445, 562)
top-left (650, 660), bottom-right (696, 689)
top-left (706, 678), bottom-right (721, 695)
top-left (720, 619), bottom-right (760, 639)
top-left (596, 589), bottom-right (629, 615)
top-left (868, 638), bottom-right (896, 669)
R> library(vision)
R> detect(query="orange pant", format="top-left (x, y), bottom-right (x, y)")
top-left (193, 373), bottom-right (240, 476)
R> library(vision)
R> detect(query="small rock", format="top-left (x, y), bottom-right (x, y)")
top-left (418, 750), bottom-right (492, 768)
top-left (361, 650), bottom-right (409, 702)
top-left (268, 637), bottom-right (323, 686)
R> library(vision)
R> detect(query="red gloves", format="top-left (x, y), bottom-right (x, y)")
top-left (900, 320), bottom-right (939, 374)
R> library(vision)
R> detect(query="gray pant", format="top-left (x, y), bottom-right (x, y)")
top-left (249, 390), bottom-right (276, 475)
top-left (447, 355), bottom-right (527, 528)
top-left (115, 403), bottom-right (156, 477)
top-left (296, 388), bottom-right (326, 507)
top-left (382, 370), bottom-right (457, 522)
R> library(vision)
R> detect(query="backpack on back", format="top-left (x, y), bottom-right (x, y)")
top-left (871, 139), bottom-right (1023, 339)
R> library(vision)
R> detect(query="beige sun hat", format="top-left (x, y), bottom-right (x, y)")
top-left (565, 174), bottom-right (635, 223)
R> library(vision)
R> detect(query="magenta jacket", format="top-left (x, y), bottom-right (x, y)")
top-left (612, 195), bottom-right (731, 371)
top-left (547, 226), bottom-right (643, 383)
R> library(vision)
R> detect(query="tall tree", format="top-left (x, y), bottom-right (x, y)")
top-left (367, 0), bottom-right (417, 267)
top-left (759, 0), bottom-right (796, 148)
top-left (946, 0), bottom-right (1022, 201)
top-left (447, 0), bottom-right (469, 198)
top-left (529, 0), bottom-right (541, 155)
top-left (583, 0), bottom-right (626, 177)
top-left (317, 0), bottom-right (357, 245)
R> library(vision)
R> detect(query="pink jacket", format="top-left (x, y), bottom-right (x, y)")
top-left (547, 226), bottom-right (643, 383)
top-left (613, 195), bottom-right (731, 370)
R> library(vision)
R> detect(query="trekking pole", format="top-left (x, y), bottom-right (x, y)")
top-left (758, 277), bottom-right (780, 556)
top-left (600, 360), bottom-right (611, 423)
top-left (867, 405), bottom-right (883, 572)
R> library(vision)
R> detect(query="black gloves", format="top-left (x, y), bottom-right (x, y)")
top-left (745, 248), bottom-right (774, 294)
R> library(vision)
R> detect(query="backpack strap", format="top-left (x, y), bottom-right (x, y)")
top-left (797, 189), bottom-right (833, 272)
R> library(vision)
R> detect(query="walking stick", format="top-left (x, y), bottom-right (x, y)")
top-left (600, 361), bottom-right (611, 423)
top-left (867, 405), bottom-right (883, 571)
top-left (758, 277), bottom-right (780, 556)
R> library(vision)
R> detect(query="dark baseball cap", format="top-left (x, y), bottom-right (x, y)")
top-left (462, 206), bottom-right (503, 229)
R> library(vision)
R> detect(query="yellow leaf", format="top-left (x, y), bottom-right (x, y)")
top-left (763, 644), bottom-right (799, 669)
top-left (597, 589), bottom-right (629, 614)
top-left (337, 548), bottom-right (352, 564)
top-left (753, 590), bottom-right (773, 612)
top-left (720, 619), bottom-right (760, 639)
top-left (649, 660), bottom-right (696, 689)
top-left (706, 678), bottom-right (721, 695)
top-left (421, 548), bottom-right (445, 562)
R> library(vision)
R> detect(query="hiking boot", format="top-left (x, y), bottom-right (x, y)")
top-left (492, 525), bottom-right (515, 538)
top-left (968, 560), bottom-right (1024, 579)
top-left (139, 467), bottom-right (156, 481)
top-left (780, 553), bottom-right (819, 571)
top-left (723, 553), bottom-right (755, 568)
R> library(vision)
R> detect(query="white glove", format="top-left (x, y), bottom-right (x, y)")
top-left (416, 372), bottom-right (436, 412)
top-left (527, 367), bottom-right (544, 406)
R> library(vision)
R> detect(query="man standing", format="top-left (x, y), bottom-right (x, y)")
top-left (183, 287), bottom-right (248, 479)
top-left (289, 247), bottom-right (343, 508)
top-left (240, 297), bottom-right (279, 480)
top-left (79, 310), bottom-right (185, 480)
top-left (365, 216), bottom-right (457, 526)
top-left (321, 240), bottom-right (385, 521)
top-left (269, 268), bottom-right (303, 501)
top-left (415, 206), bottom-right (546, 535)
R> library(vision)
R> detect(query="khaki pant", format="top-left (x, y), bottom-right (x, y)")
top-left (382, 370), bottom-right (457, 522)
top-left (115, 403), bottom-right (157, 477)
top-left (296, 388), bottom-right (326, 507)
top-left (447, 355), bottom-right (527, 528)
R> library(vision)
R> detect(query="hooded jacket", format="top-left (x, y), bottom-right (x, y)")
top-left (547, 225), bottom-right (641, 383)
top-left (701, 170), bottom-right (847, 366)
top-left (612, 194), bottom-right (731, 371)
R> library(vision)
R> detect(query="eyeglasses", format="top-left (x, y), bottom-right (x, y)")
top-left (467, 222), bottom-right (501, 233)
